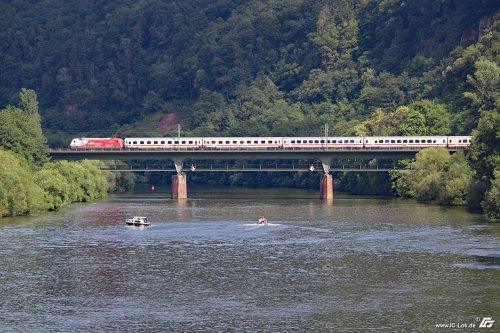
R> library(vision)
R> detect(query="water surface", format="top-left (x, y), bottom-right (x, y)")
top-left (0, 187), bottom-right (498, 332)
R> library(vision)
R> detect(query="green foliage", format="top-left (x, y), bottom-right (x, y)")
top-left (463, 59), bottom-right (500, 112)
top-left (0, 89), bottom-right (49, 166)
top-left (409, 100), bottom-right (451, 135)
top-left (352, 106), bottom-right (431, 136)
top-left (0, 149), bottom-right (46, 216)
top-left (103, 161), bottom-right (136, 192)
top-left (395, 148), bottom-right (473, 205)
top-left (469, 111), bottom-right (500, 181)
top-left (0, 1), bottom-right (498, 214)
top-left (44, 160), bottom-right (110, 203)
top-left (34, 168), bottom-right (72, 211)
top-left (467, 110), bottom-right (500, 212)
top-left (438, 152), bottom-right (474, 206)
top-left (482, 169), bottom-right (500, 220)
top-left (0, 0), bottom-right (496, 136)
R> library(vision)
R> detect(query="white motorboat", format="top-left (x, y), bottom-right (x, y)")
top-left (125, 216), bottom-right (150, 227)
top-left (258, 217), bottom-right (268, 225)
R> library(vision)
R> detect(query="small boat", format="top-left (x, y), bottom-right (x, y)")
top-left (125, 216), bottom-right (150, 227)
top-left (258, 217), bottom-right (268, 225)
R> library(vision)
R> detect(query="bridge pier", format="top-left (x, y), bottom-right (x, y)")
top-left (171, 174), bottom-right (187, 199)
top-left (320, 174), bottom-right (334, 200)
top-left (171, 158), bottom-right (187, 199)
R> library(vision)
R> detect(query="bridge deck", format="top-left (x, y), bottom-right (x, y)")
top-left (50, 147), bottom-right (464, 161)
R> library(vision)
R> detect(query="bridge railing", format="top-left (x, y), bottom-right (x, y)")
top-left (50, 146), bottom-right (465, 152)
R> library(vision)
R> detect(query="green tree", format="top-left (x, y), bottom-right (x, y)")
top-left (409, 100), bottom-right (451, 135)
top-left (463, 59), bottom-right (500, 112)
top-left (438, 152), bottom-right (473, 205)
top-left (34, 168), bottom-right (72, 210)
top-left (396, 147), bottom-right (472, 205)
top-left (467, 110), bottom-right (500, 212)
top-left (19, 88), bottom-right (41, 123)
top-left (0, 89), bottom-right (48, 166)
top-left (0, 149), bottom-right (46, 216)
top-left (397, 108), bottom-right (428, 135)
top-left (482, 169), bottom-right (500, 220)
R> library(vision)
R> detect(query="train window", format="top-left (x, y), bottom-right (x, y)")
top-left (240, 141), bottom-right (244, 144)
top-left (218, 141), bottom-right (223, 144)
top-left (253, 140), bottom-right (258, 144)
top-left (426, 139), bottom-right (431, 143)
top-left (232, 140), bottom-right (236, 144)
top-left (188, 141), bottom-right (193, 144)
top-left (147, 141), bottom-right (151, 144)
top-left (391, 140), bottom-right (395, 143)
top-left (180, 141), bottom-right (185, 144)
top-left (168, 141), bottom-right (173, 144)
top-left (268, 140), bottom-right (273, 144)
top-left (246, 140), bottom-right (251, 144)
top-left (409, 140), bottom-right (413, 143)
top-left (397, 140), bottom-right (401, 143)
top-left (314, 140), bottom-right (319, 143)
top-left (291, 140), bottom-right (296, 143)
top-left (154, 141), bottom-right (158, 144)
top-left (161, 141), bottom-right (165, 144)
top-left (261, 140), bottom-right (265, 144)
top-left (225, 141), bottom-right (230, 144)
top-left (320, 140), bottom-right (325, 144)
top-left (403, 140), bottom-right (407, 143)
top-left (458, 139), bottom-right (462, 143)
top-left (140, 141), bottom-right (144, 144)
top-left (384, 140), bottom-right (389, 143)
top-left (350, 140), bottom-right (354, 143)
top-left (415, 140), bottom-right (420, 143)
top-left (365, 140), bottom-right (368, 143)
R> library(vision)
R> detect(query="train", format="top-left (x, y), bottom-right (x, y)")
top-left (70, 136), bottom-right (472, 149)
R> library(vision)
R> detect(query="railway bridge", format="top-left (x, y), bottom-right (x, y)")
top-left (49, 146), bottom-right (464, 199)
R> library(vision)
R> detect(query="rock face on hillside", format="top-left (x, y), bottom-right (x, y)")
top-left (156, 113), bottom-right (181, 133)
top-left (461, 9), bottom-right (499, 44)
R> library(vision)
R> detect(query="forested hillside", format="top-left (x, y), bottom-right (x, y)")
top-left (0, 0), bottom-right (497, 137)
top-left (0, 0), bottom-right (498, 218)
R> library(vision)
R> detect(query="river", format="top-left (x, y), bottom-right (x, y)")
top-left (0, 186), bottom-right (498, 332)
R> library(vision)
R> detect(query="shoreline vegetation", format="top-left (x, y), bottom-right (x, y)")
top-left (0, 89), bottom-right (134, 217)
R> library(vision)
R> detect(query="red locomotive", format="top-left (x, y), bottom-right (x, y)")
top-left (69, 138), bottom-right (124, 149)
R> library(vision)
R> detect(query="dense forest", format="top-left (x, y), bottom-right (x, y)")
top-left (0, 89), bottom-right (134, 217)
top-left (0, 0), bottom-right (498, 218)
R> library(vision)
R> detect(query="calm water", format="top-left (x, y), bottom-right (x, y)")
top-left (0, 187), bottom-right (499, 332)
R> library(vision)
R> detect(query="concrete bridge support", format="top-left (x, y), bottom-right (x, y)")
top-left (320, 174), bottom-right (334, 200)
top-left (320, 158), bottom-right (333, 200)
top-left (171, 174), bottom-right (187, 199)
top-left (171, 158), bottom-right (187, 199)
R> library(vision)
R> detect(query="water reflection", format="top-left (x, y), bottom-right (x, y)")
top-left (0, 187), bottom-right (498, 332)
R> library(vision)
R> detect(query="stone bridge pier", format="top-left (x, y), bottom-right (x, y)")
top-left (171, 158), bottom-right (187, 199)
top-left (319, 158), bottom-right (333, 200)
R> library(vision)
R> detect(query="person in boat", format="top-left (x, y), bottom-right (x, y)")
top-left (258, 216), bottom-right (267, 225)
